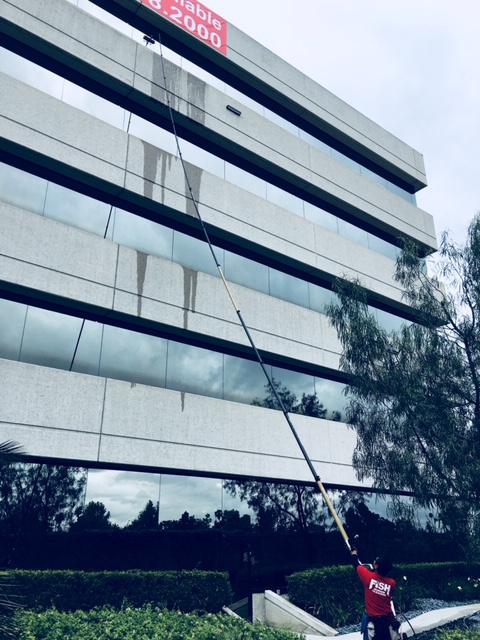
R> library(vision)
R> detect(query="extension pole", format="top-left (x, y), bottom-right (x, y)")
top-left (157, 37), bottom-right (351, 552)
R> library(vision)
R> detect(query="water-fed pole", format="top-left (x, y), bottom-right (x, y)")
top-left (156, 34), bottom-right (351, 552)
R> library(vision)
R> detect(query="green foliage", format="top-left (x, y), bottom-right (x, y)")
top-left (287, 562), bottom-right (480, 628)
top-left (15, 605), bottom-right (304, 640)
top-left (0, 463), bottom-right (86, 535)
top-left (434, 631), bottom-right (480, 640)
top-left (70, 501), bottom-right (118, 532)
top-left (124, 500), bottom-right (159, 531)
top-left (327, 214), bottom-right (480, 551)
top-left (223, 480), bottom-right (326, 534)
top-left (9, 569), bottom-right (233, 613)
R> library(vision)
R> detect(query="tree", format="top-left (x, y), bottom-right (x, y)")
top-left (327, 214), bottom-right (480, 551)
top-left (223, 480), bottom-right (326, 534)
top-left (253, 378), bottom-right (339, 420)
top-left (70, 501), bottom-right (117, 532)
top-left (125, 500), bottom-right (159, 531)
top-left (0, 442), bottom-right (25, 639)
top-left (160, 511), bottom-right (211, 531)
top-left (0, 462), bottom-right (86, 535)
top-left (213, 509), bottom-right (253, 533)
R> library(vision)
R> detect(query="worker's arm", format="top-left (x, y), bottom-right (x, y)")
top-left (350, 549), bottom-right (361, 568)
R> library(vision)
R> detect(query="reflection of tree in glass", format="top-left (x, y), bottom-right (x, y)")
top-left (252, 377), bottom-right (341, 421)
top-left (223, 480), bottom-right (327, 534)
top-left (0, 461), bottom-right (86, 536)
top-left (0, 441), bottom-right (27, 638)
top-left (70, 500), bottom-right (118, 532)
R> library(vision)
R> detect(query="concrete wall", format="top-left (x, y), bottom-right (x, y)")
top-left (85, 0), bottom-right (428, 191)
top-left (0, 75), bottom-right (424, 319)
top-left (0, 359), bottom-right (361, 487)
top-left (0, 0), bottom-right (437, 252)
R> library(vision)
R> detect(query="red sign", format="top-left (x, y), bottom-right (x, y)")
top-left (139, 0), bottom-right (227, 55)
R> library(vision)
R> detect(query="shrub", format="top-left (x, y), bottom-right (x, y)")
top-left (15, 605), bottom-right (304, 640)
top-left (287, 562), bottom-right (480, 628)
top-left (9, 569), bottom-right (232, 613)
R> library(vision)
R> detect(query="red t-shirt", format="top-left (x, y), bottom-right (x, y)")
top-left (357, 565), bottom-right (396, 616)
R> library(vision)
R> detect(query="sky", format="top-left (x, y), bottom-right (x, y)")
top-left (83, 0), bottom-right (480, 525)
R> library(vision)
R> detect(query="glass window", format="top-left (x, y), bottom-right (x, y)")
top-left (224, 163), bottom-right (266, 199)
top-left (172, 231), bottom-right (221, 277)
top-left (314, 378), bottom-right (347, 419)
top-left (0, 162), bottom-right (48, 215)
top-left (304, 202), bottom-right (338, 233)
top-left (62, 81), bottom-right (127, 130)
top-left (375, 308), bottom-right (408, 333)
top-left (69, 321), bottom-right (104, 376)
top-left (0, 298), bottom-right (27, 360)
top-left (129, 116), bottom-right (178, 154)
top-left (100, 325), bottom-right (168, 388)
top-left (179, 140), bottom-right (224, 179)
top-left (112, 208), bottom-right (174, 260)
top-left (264, 108), bottom-right (299, 135)
top-left (224, 250), bottom-right (269, 295)
top-left (308, 284), bottom-right (339, 314)
top-left (19, 306), bottom-right (83, 370)
top-left (331, 149), bottom-right (360, 173)
top-left (271, 367), bottom-right (316, 405)
top-left (224, 356), bottom-right (268, 405)
top-left (299, 130), bottom-right (332, 155)
top-left (158, 474), bottom-right (222, 522)
top-left (166, 341), bottom-right (223, 398)
top-left (266, 183), bottom-right (304, 216)
top-left (360, 166), bottom-right (388, 190)
top-left (269, 270), bottom-right (309, 308)
top-left (44, 182), bottom-right (111, 235)
top-left (0, 48), bottom-right (64, 99)
top-left (337, 218), bottom-right (370, 249)
top-left (367, 233), bottom-right (400, 261)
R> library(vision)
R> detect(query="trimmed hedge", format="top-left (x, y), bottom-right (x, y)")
top-left (9, 569), bottom-right (233, 613)
top-left (287, 562), bottom-right (480, 628)
top-left (15, 606), bottom-right (304, 640)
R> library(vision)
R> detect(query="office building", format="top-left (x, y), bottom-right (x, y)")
top-left (0, 0), bottom-right (437, 517)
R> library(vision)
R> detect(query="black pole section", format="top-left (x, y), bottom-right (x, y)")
top-left (156, 34), bottom-right (351, 550)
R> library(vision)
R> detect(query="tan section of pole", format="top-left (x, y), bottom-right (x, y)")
top-left (316, 479), bottom-right (351, 550)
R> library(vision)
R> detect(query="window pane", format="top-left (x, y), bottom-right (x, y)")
top-left (314, 378), bottom-right (347, 420)
top-left (0, 299), bottom-right (27, 360)
top-left (308, 284), bottom-right (338, 314)
top-left (266, 183), bottom-right (304, 216)
top-left (62, 81), bottom-right (126, 129)
top-left (0, 48), bottom-right (64, 99)
top-left (224, 250), bottom-right (269, 295)
top-left (271, 367), bottom-right (315, 404)
top-left (112, 209), bottom-right (174, 260)
top-left (304, 202), bottom-right (338, 234)
top-left (224, 356), bottom-right (268, 405)
top-left (0, 162), bottom-right (47, 215)
top-left (44, 182), bottom-right (111, 235)
top-left (172, 232), bottom-right (221, 277)
top-left (337, 219), bottom-right (369, 249)
top-left (166, 341), bottom-right (223, 398)
top-left (367, 233), bottom-right (400, 260)
top-left (100, 325), bottom-right (167, 387)
top-left (224, 163), bottom-right (266, 199)
top-left (19, 306), bottom-right (83, 370)
top-left (269, 270), bottom-right (309, 307)
top-left (70, 321), bottom-right (104, 376)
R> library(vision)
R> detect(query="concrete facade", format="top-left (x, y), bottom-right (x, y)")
top-left (0, 0), bottom-right (436, 490)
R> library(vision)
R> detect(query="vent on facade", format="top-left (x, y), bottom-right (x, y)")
top-left (226, 105), bottom-right (242, 116)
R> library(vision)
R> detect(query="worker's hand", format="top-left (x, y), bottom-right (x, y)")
top-left (351, 549), bottom-right (358, 556)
